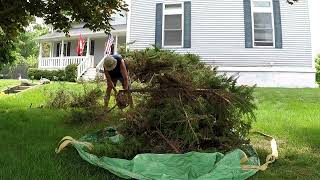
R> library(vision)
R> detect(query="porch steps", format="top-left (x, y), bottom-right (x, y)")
top-left (80, 68), bottom-right (98, 81)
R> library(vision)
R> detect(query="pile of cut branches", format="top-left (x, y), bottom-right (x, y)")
top-left (119, 48), bottom-right (256, 153)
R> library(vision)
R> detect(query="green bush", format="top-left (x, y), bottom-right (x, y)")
top-left (65, 64), bottom-right (78, 82)
top-left (27, 64), bottom-right (77, 82)
top-left (316, 56), bottom-right (320, 83)
top-left (27, 68), bottom-right (65, 81)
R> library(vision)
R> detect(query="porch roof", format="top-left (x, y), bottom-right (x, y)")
top-left (38, 24), bottom-right (126, 41)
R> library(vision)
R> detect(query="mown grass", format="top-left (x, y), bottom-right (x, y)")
top-left (251, 88), bottom-right (320, 179)
top-left (0, 81), bottom-right (319, 179)
top-left (0, 82), bottom-right (120, 180)
top-left (0, 79), bottom-right (20, 91)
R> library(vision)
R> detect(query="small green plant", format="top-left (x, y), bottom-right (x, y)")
top-left (46, 88), bottom-right (72, 109)
top-left (46, 82), bottom-right (106, 124)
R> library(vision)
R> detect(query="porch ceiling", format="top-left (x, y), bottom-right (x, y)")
top-left (38, 24), bottom-right (126, 42)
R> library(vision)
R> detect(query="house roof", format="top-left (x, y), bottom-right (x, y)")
top-left (38, 24), bottom-right (126, 41)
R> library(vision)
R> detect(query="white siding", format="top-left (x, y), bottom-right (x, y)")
top-left (94, 38), bottom-right (106, 65)
top-left (129, 0), bottom-right (313, 68)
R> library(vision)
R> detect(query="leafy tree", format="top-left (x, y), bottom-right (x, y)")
top-left (0, 27), bottom-right (15, 69)
top-left (0, 0), bottom-right (128, 66)
top-left (15, 25), bottom-right (48, 59)
top-left (0, 25), bottom-right (49, 78)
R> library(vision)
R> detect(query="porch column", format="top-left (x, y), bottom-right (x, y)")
top-left (86, 37), bottom-right (91, 67)
top-left (114, 35), bottom-right (118, 54)
top-left (50, 42), bottom-right (53, 57)
top-left (38, 42), bottom-right (43, 68)
top-left (86, 37), bottom-right (91, 57)
top-left (60, 40), bottom-right (64, 68)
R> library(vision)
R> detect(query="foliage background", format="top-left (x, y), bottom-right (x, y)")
top-left (0, 24), bottom-right (48, 79)
top-left (316, 55), bottom-right (320, 83)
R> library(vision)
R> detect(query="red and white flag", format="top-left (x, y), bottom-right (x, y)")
top-left (104, 34), bottom-right (114, 55)
top-left (76, 34), bottom-right (86, 56)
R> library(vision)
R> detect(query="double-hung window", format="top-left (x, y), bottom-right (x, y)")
top-left (251, 0), bottom-right (274, 47)
top-left (163, 3), bottom-right (184, 47)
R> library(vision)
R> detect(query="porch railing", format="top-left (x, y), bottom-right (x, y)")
top-left (39, 56), bottom-right (87, 69)
top-left (39, 56), bottom-right (95, 80)
top-left (77, 56), bottom-right (95, 80)
top-left (95, 56), bottom-right (106, 79)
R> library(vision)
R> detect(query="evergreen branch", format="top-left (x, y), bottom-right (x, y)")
top-left (156, 130), bottom-right (180, 153)
top-left (179, 93), bottom-right (199, 145)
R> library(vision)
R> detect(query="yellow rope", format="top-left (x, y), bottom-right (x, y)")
top-left (55, 136), bottom-right (93, 154)
top-left (56, 133), bottom-right (278, 172)
top-left (241, 132), bottom-right (279, 171)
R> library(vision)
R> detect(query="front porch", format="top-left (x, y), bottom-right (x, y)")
top-left (38, 26), bottom-right (127, 80)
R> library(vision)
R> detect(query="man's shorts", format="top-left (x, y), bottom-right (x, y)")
top-left (111, 78), bottom-right (131, 89)
top-left (111, 78), bottom-right (125, 87)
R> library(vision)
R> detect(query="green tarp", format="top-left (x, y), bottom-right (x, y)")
top-left (56, 128), bottom-right (262, 180)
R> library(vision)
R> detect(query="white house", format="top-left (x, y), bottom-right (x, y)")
top-left (38, 0), bottom-right (317, 87)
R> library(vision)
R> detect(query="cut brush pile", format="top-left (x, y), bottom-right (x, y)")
top-left (118, 48), bottom-right (256, 153)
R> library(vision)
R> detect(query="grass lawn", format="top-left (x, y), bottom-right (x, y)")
top-left (0, 81), bottom-right (319, 179)
top-left (251, 88), bottom-right (320, 179)
top-left (0, 79), bottom-right (21, 91)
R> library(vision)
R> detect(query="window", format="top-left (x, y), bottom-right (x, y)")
top-left (83, 40), bottom-right (95, 55)
top-left (56, 43), bottom-right (69, 57)
top-left (251, 0), bottom-right (274, 47)
top-left (163, 3), bottom-right (183, 47)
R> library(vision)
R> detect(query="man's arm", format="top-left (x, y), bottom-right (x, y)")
top-left (104, 69), bottom-right (114, 89)
top-left (120, 60), bottom-right (129, 90)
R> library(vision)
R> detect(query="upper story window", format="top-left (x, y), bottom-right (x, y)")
top-left (252, 0), bottom-right (274, 47)
top-left (163, 3), bottom-right (183, 47)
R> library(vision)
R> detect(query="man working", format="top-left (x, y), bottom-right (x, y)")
top-left (103, 54), bottom-right (130, 110)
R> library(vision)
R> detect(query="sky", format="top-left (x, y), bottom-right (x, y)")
top-left (309, 0), bottom-right (320, 57)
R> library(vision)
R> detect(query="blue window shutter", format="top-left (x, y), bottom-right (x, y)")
top-left (273, 0), bottom-right (282, 48)
top-left (155, 3), bottom-right (163, 48)
top-left (243, 0), bottom-right (253, 48)
top-left (184, 1), bottom-right (191, 48)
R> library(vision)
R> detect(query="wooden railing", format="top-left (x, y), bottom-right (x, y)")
top-left (39, 56), bottom-right (87, 69)
top-left (39, 56), bottom-right (95, 80)
top-left (95, 56), bottom-right (106, 79)
top-left (77, 56), bottom-right (95, 80)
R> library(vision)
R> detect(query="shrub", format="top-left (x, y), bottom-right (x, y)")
top-left (46, 87), bottom-right (72, 109)
top-left (66, 108), bottom-right (106, 124)
top-left (47, 83), bottom-right (104, 109)
top-left (46, 83), bottom-right (106, 124)
top-left (65, 64), bottom-right (78, 82)
top-left (27, 68), bottom-right (65, 81)
top-left (316, 56), bottom-right (320, 83)
top-left (120, 48), bottom-right (256, 153)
